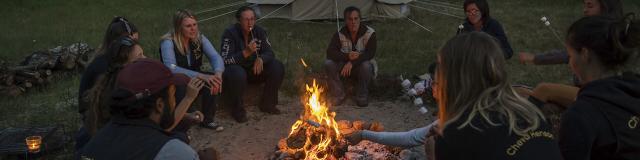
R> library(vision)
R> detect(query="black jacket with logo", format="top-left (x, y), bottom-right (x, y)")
top-left (219, 23), bottom-right (275, 68)
top-left (560, 72), bottom-right (640, 160)
top-left (79, 116), bottom-right (173, 160)
top-left (435, 110), bottom-right (562, 160)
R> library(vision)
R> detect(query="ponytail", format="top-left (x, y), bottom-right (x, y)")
top-left (567, 13), bottom-right (639, 71)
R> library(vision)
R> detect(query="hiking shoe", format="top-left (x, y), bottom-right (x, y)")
top-left (201, 122), bottom-right (224, 131)
top-left (233, 114), bottom-right (248, 123)
top-left (260, 107), bottom-right (281, 115)
top-left (356, 97), bottom-right (369, 107)
top-left (331, 96), bottom-right (346, 106)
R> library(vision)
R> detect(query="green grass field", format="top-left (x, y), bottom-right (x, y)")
top-left (0, 0), bottom-right (638, 158)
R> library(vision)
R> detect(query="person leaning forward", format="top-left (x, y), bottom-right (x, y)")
top-left (79, 58), bottom-right (201, 160)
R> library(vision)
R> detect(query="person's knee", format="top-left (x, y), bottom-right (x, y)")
top-left (357, 61), bottom-right (374, 77)
top-left (358, 61), bottom-right (373, 72)
top-left (223, 65), bottom-right (247, 82)
top-left (324, 60), bottom-right (339, 72)
top-left (267, 60), bottom-right (285, 78)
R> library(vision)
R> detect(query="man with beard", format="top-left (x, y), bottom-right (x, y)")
top-left (325, 6), bottom-right (377, 107)
top-left (79, 58), bottom-right (202, 159)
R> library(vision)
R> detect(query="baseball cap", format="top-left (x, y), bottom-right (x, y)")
top-left (115, 58), bottom-right (189, 100)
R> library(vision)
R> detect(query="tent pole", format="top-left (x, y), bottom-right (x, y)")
top-left (335, 0), bottom-right (340, 31)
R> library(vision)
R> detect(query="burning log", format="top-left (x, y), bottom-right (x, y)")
top-left (273, 79), bottom-right (410, 160)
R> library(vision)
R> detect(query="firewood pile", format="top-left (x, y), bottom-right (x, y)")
top-left (0, 43), bottom-right (94, 96)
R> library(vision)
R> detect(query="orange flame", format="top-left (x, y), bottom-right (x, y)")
top-left (286, 79), bottom-right (341, 160)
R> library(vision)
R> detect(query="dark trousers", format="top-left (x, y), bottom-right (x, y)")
top-left (74, 125), bottom-right (90, 153)
top-left (222, 60), bottom-right (285, 117)
top-left (175, 79), bottom-right (217, 123)
top-left (324, 60), bottom-right (373, 100)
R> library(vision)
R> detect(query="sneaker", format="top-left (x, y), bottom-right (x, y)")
top-left (201, 122), bottom-right (224, 131)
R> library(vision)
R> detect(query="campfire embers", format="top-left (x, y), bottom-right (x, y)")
top-left (274, 80), bottom-right (344, 159)
top-left (272, 80), bottom-right (405, 160)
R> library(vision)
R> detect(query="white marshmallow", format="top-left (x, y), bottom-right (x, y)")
top-left (418, 107), bottom-right (429, 114)
top-left (401, 79), bottom-right (411, 89)
top-left (414, 98), bottom-right (423, 105)
top-left (408, 89), bottom-right (417, 96)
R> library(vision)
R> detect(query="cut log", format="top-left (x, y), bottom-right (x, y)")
top-left (0, 85), bottom-right (24, 96)
top-left (22, 81), bottom-right (33, 88)
top-left (57, 53), bottom-right (77, 70)
top-left (352, 121), bottom-right (366, 130)
top-left (39, 69), bottom-right (52, 76)
top-left (14, 76), bottom-right (45, 85)
top-left (1, 74), bottom-right (14, 86)
top-left (369, 122), bottom-right (384, 132)
top-left (15, 71), bottom-right (40, 79)
top-left (9, 61), bottom-right (57, 71)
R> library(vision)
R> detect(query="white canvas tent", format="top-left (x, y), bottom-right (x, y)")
top-left (248, 0), bottom-right (412, 20)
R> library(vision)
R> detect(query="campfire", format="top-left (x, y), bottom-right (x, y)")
top-left (273, 80), bottom-right (406, 160)
top-left (274, 80), bottom-right (344, 159)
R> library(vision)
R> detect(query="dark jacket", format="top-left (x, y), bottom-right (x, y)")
top-left (560, 72), bottom-right (640, 160)
top-left (326, 25), bottom-right (377, 66)
top-left (458, 18), bottom-right (514, 59)
top-left (220, 23), bottom-right (275, 68)
top-left (79, 116), bottom-right (173, 160)
top-left (78, 55), bottom-right (108, 114)
top-left (435, 110), bottom-right (562, 160)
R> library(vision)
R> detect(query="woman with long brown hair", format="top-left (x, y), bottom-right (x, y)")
top-left (84, 36), bottom-right (146, 137)
top-left (432, 31), bottom-right (561, 160)
top-left (348, 32), bottom-right (562, 160)
top-left (76, 17), bottom-right (140, 151)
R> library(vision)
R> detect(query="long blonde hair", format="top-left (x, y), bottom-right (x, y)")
top-left (435, 32), bottom-right (545, 136)
top-left (161, 9), bottom-right (201, 55)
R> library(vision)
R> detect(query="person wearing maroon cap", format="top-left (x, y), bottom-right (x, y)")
top-left (79, 58), bottom-right (205, 160)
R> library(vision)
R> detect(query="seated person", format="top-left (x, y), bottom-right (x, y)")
top-left (559, 15), bottom-right (640, 160)
top-left (220, 6), bottom-right (285, 123)
top-left (160, 9), bottom-right (225, 130)
top-left (457, 0), bottom-right (513, 59)
top-left (518, 0), bottom-right (624, 108)
top-left (325, 6), bottom-right (376, 107)
top-left (348, 32), bottom-right (562, 160)
top-left (79, 58), bottom-right (203, 159)
top-left (77, 17), bottom-right (139, 151)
